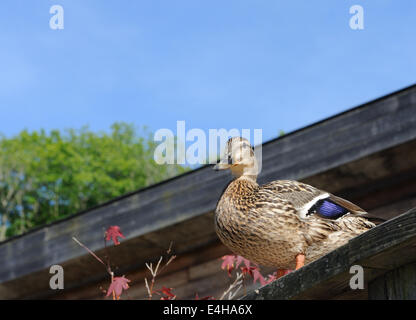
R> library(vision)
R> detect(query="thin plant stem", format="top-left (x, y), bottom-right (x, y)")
top-left (72, 236), bottom-right (112, 275)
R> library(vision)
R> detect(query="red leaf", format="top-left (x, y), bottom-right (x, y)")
top-left (105, 226), bottom-right (125, 246)
top-left (235, 255), bottom-right (244, 269)
top-left (156, 286), bottom-right (176, 300)
top-left (251, 268), bottom-right (266, 285)
top-left (235, 255), bottom-right (252, 269)
top-left (162, 286), bottom-right (175, 298)
top-left (240, 266), bottom-right (256, 277)
top-left (221, 255), bottom-right (236, 277)
top-left (194, 293), bottom-right (214, 300)
top-left (106, 276), bottom-right (130, 299)
top-left (264, 271), bottom-right (286, 285)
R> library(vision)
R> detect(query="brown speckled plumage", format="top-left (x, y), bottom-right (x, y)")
top-left (214, 137), bottom-right (381, 269)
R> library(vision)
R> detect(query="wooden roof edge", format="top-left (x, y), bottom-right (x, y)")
top-left (242, 207), bottom-right (416, 300)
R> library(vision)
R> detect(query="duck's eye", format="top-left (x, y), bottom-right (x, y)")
top-left (242, 142), bottom-right (250, 148)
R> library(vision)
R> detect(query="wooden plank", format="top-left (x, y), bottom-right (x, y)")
top-left (369, 261), bottom-right (416, 299)
top-left (242, 207), bottom-right (416, 300)
top-left (302, 139), bottom-right (416, 201)
top-left (1, 85), bottom-right (416, 298)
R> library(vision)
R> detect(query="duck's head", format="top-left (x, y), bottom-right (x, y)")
top-left (213, 137), bottom-right (258, 179)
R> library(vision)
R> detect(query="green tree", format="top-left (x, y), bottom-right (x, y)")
top-left (0, 123), bottom-right (188, 241)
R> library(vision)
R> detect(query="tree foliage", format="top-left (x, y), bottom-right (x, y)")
top-left (0, 123), bottom-right (188, 240)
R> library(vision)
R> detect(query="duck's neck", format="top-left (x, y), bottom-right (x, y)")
top-left (230, 162), bottom-right (259, 181)
top-left (234, 175), bottom-right (258, 183)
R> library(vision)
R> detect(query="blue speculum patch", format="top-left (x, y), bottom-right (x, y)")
top-left (314, 199), bottom-right (349, 219)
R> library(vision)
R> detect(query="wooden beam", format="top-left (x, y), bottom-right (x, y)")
top-left (369, 261), bottom-right (416, 299)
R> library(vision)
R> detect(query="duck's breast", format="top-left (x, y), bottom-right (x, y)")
top-left (215, 201), bottom-right (306, 268)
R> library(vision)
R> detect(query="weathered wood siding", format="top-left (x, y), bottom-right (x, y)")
top-left (369, 262), bottom-right (416, 299)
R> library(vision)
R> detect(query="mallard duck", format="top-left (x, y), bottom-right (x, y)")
top-left (214, 137), bottom-right (384, 272)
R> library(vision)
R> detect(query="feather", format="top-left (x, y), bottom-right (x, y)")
top-left (313, 199), bottom-right (349, 219)
top-left (328, 194), bottom-right (366, 214)
top-left (328, 194), bottom-right (386, 225)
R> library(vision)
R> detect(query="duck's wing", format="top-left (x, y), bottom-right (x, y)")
top-left (262, 180), bottom-right (385, 225)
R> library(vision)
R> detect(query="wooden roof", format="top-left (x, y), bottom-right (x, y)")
top-left (1, 84), bottom-right (416, 298)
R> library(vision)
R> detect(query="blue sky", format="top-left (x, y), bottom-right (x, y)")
top-left (0, 1), bottom-right (415, 143)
